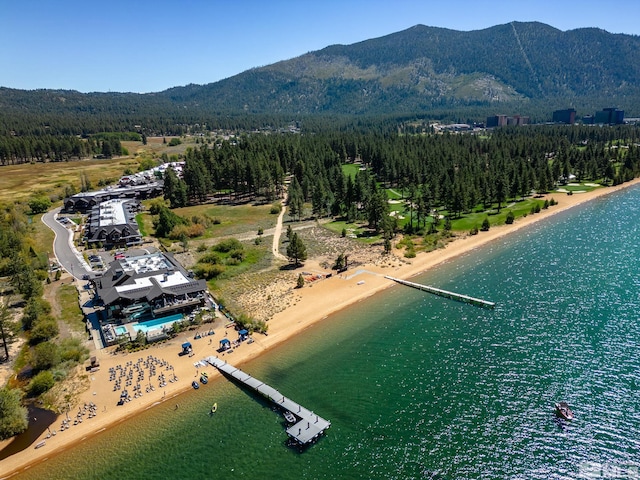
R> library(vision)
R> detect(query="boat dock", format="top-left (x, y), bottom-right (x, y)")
top-left (205, 356), bottom-right (330, 446)
top-left (384, 276), bottom-right (495, 309)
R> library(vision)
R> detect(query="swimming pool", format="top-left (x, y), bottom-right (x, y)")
top-left (114, 326), bottom-right (128, 336)
top-left (132, 314), bottom-right (184, 333)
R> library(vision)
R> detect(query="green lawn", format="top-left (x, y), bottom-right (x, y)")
top-left (555, 183), bottom-right (601, 193)
top-left (448, 200), bottom-right (535, 231)
top-left (325, 195), bottom-right (556, 242)
top-left (324, 219), bottom-right (374, 240)
top-left (341, 163), bottom-right (361, 180)
top-left (385, 188), bottom-right (404, 200)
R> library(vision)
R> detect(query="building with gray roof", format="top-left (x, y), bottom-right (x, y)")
top-left (93, 252), bottom-right (208, 324)
top-left (87, 199), bottom-right (142, 248)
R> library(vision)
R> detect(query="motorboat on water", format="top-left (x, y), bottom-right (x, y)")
top-left (192, 380), bottom-right (200, 390)
top-left (283, 411), bottom-right (297, 423)
top-left (211, 403), bottom-right (217, 414)
top-left (555, 401), bottom-right (574, 420)
top-left (200, 374), bottom-right (208, 384)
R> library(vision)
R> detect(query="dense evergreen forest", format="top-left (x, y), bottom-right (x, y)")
top-left (163, 125), bottom-right (640, 233)
top-left (0, 134), bottom-right (127, 165)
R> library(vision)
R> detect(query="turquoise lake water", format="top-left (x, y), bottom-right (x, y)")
top-left (12, 186), bottom-right (640, 479)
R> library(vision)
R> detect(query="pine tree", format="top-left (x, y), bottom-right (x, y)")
top-left (286, 232), bottom-right (307, 267)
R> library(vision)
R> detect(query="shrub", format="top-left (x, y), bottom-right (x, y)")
top-left (199, 252), bottom-right (222, 264)
top-left (225, 257), bottom-right (241, 266)
top-left (213, 238), bottom-right (243, 253)
top-left (59, 338), bottom-right (89, 363)
top-left (32, 342), bottom-right (60, 371)
top-left (22, 297), bottom-right (52, 331)
top-left (169, 223), bottom-right (205, 239)
top-left (480, 217), bottom-right (490, 232)
top-left (30, 316), bottom-right (59, 344)
top-left (229, 249), bottom-right (245, 261)
top-left (193, 263), bottom-right (226, 280)
top-left (404, 248), bottom-right (416, 258)
top-left (270, 203), bottom-right (281, 214)
top-left (470, 226), bottom-right (479, 235)
top-left (28, 371), bottom-right (55, 396)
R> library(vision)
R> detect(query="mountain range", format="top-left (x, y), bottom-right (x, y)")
top-left (2, 22), bottom-right (640, 123)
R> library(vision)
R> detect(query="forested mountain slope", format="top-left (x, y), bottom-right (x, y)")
top-left (1, 22), bottom-right (639, 132)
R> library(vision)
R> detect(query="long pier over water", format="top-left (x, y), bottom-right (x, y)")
top-left (385, 275), bottom-right (495, 309)
top-left (205, 356), bottom-right (330, 446)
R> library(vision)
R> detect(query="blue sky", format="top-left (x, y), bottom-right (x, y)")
top-left (1, 0), bottom-right (638, 93)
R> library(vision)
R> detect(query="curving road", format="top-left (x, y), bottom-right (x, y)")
top-left (41, 207), bottom-right (91, 280)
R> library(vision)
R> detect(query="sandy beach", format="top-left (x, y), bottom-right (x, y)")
top-left (2, 178), bottom-right (639, 478)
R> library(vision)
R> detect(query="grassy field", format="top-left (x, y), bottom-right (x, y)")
top-left (0, 135), bottom-right (205, 204)
top-left (324, 194), bottom-right (560, 244)
top-left (556, 183), bottom-right (601, 193)
top-left (341, 163), bottom-right (361, 180)
top-left (55, 284), bottom-right (85, 329)
top-left (0, 157), bottom-right (140, 203)
top-left (172, 203), bottom-right (279, 239)
top-left (449, 198), bottom-right (546, 231)
top-left (30, 213), bottom-right (56, 254)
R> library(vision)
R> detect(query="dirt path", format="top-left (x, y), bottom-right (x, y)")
top-left (271, 192), bottom-right (288, 262)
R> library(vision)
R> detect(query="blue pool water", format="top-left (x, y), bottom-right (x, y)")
top-left (114, 326), bottom-right (127, 336)
top-left (132, 313), bottom-right (183, 333)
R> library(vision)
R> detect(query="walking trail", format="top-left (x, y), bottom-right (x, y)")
top-left (271, 192), bottom-right (288, 262)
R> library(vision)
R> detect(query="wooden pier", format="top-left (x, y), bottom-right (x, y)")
top-left (205, 356), bottom-right (330, 446)
top-left (384, 276), bottom-right (495, 309)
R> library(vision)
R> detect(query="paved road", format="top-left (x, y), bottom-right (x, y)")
top-left (41, 207), bottom-right (91, 280)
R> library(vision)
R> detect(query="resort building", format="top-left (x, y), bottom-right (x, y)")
top-left (92, 252), bottom-right (208, 325)
top-left (86, 199), bottom-right (142, 248)
top-left (486, 114), bottom-right (529, 128)
top-left (63, 182), bottom-right (164, 213)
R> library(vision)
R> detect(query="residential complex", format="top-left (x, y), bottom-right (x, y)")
top-left (86, 199), bottom-right (142, 248)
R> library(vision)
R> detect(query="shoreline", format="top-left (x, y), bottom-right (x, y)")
top-left (2, 178), bottom-right (639, 478)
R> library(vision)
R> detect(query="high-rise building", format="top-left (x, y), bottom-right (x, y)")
top-left (594, 108), bottom-right (624, 125)
top-left (552, 108), bottom-right (577, 124)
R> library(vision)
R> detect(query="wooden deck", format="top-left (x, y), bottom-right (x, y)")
top-left (205, 356), bottom-right (330, 446)
top-left (385, 275), bottom-right (495, 309)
